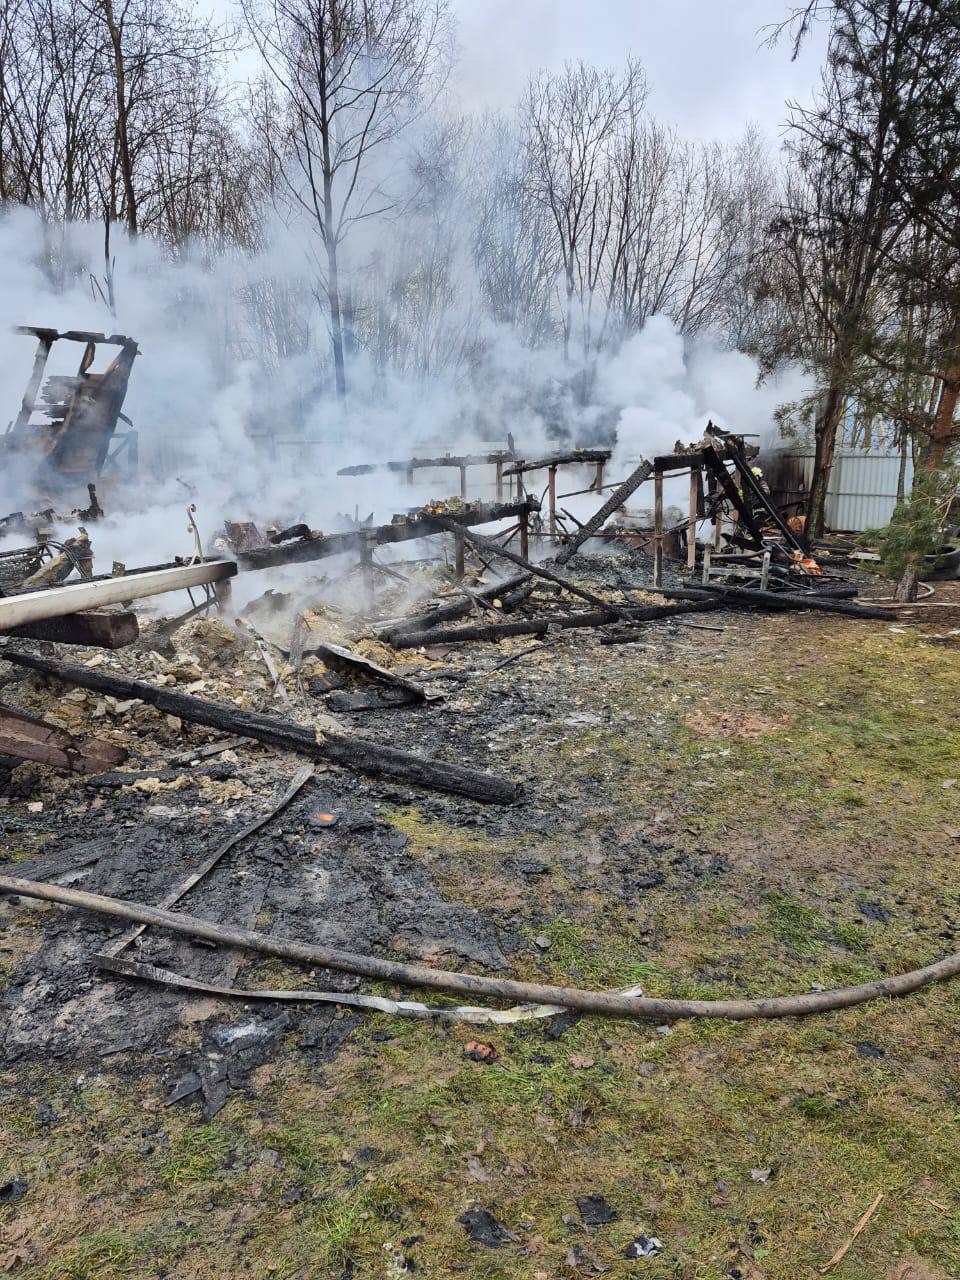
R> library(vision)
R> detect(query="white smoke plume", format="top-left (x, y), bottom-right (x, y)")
top-left (0, 205), bottom-right (806, 583)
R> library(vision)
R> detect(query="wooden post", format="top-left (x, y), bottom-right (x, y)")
top-left (714, 483), bottom-right (724, 549)
top-left (454, 532), bottom-right (465, 578)
top-left (518, 509), bottom-right (529, 560)
top-left (760, 549), bottom-right (771, 592)
top-left (594, 460), bottom-right (604, 492)
top-left (12, 334), bottom-right (54, 435)
top-left (702, 544), bottom-right (711, 584)
top-left (653, 467), bottom-right (664, 589)
top-left (459, 464), bottom-right (467, 500)
top-left (496, 459), bottom-right (504, 502)
top-left (360, 534), bottom-right (375, 609)
top-left (548, 465), bottom-right (558, 540)
top-left (687, 467), bottom-right (699, 570)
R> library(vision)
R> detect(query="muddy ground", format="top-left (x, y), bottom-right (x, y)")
top-left (1, 558), bottom-right (959, 1279)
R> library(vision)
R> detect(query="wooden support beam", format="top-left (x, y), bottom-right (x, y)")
top-left (555, 459), bottom-right (653, 566)
top-left (2, 609), bottom-right (139, 648)
top-left (238, 501), bottom-right (539, 571)
top-left (0, 702), bottom-right (127, 774)
top-left (687, 469), bottom-right (699, 571)
top-left (0, 560), bottom-right (236, 630)
top-left (653, 468), bottom-right (664, 589)
top-left (548, 466), bottom-right (558, 539)
top-left (496, 459), bottom-right (504, 501)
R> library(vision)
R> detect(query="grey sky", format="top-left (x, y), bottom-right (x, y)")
top-left (448, 0), bottom-right (828, 141)
top-left (215, 0), bottom-right (828, 145)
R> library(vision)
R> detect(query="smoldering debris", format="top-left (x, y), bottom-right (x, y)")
top-left (0, 425), bottom-right (917, 1107)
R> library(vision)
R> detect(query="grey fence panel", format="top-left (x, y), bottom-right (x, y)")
top-left (761, 446), bottom-right (912, 532)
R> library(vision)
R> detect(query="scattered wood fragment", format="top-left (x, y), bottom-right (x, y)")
top-left (0, 702), bottom-right (127, 775)
top-left (819, 1192), bottom-right (884, 1274)
top-left (310, 640), bottom-right (441, 703)
top-left (83, 761), bottom-right (234, 789)
top-left (167, 736), bottom-right (249, 766)
top-left (1, 609), bottom-right (139, 648)
top-left (0, 650), bottom-right (521, 804)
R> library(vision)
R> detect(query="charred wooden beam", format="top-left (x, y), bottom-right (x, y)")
top-left (0, 702), bottom-right (127, 774)
top-left (554, 459), bottom-right (654, 566)
top-left (657, 583), bottom-right (892, 620)
top-left (0, 650), bottom-right (521, 804)
top-left (388, 599), bottom-right (725, 647)
top-left (2, 609), bottom-right (139, 648)
top-left (503, 448), bottom-right (611, 476)
top-left (238, 499), bottom-right (540, 571)
top-left (338, 451), bottom-right (514, 477)
top-left (377, 571), bottom-right (535, 639)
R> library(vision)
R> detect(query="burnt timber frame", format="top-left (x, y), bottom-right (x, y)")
top-left (237, 499), bottom-right (541, 571)
top-left (649, 442), bottom-right (801, 586)
top-left (5, 327), bottom-right (140, 484)
top-left (337, 451), bottom-right (517, 501)
top-left (502, 449), bottom-right (612, 540)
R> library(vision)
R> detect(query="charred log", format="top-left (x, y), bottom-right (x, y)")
top-left (388, 600), bottom-right (724, 648)
top-left (0, 650), bottom-right (521, 805)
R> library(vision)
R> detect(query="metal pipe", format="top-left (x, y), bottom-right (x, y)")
top-left (0, 561), bottom-right (237, 630)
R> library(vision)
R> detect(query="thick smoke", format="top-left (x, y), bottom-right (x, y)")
top-left (0, 203), bottom-right (806, 575)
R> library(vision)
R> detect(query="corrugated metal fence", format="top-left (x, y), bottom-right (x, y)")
top-left (761, 446), bottom-right (912, 533)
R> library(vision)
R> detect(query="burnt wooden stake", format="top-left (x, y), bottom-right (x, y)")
top-left (653, 468), bottom-right (664, 589)
top-left (548, 466), bottom-right (558, 539)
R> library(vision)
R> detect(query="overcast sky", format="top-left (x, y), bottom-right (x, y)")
top-left (447, 0), bottom-right (828, 141)
top-left (217, 0), bottom-right (829, 145)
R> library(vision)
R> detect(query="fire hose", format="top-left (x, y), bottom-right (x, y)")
top-left (2, 872), bottom-right (959, 1023)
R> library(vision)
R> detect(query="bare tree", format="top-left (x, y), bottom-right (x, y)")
top-left (523, 59), bottom-right (646, 370)
top-left (243, 0), bottom-right (451, 398)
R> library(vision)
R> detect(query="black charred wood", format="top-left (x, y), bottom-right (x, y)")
top-left (388, 599), bottom-right (724, 647)
top-left (0, 650), bottom-right (522, 805)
